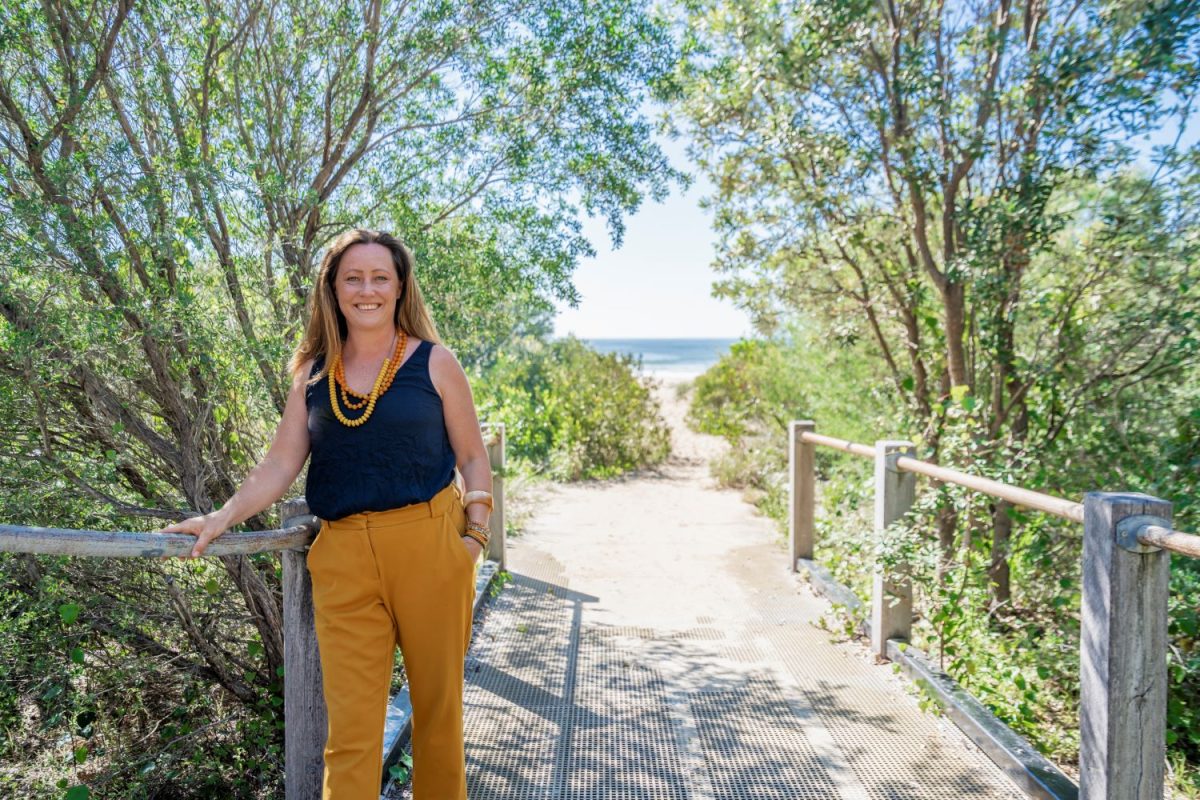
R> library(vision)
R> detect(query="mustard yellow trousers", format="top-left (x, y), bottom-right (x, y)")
top-left (307, 482), bottom-right (474, 799)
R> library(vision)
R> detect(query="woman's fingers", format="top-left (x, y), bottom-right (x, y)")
top-left (152, 519), bottom-right (216, 559)
top-left (190, 532), bottom-right (217, 559)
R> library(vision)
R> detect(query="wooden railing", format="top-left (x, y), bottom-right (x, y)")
top-left (0, 423), bottom-right (507, 800)
top-left (788, 420), bottom-right (1200, 800)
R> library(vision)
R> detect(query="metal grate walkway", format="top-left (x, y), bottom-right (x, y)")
top-left (447, 465), bottom-right (1027, 800)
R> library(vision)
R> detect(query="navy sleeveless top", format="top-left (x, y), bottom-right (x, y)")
top-left (304, 339), bottom-right (457, 520)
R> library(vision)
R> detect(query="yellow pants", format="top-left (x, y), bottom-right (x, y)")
top-left (307, 482), bottom-right (474, 799)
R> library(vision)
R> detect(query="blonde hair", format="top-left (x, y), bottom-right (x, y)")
top-left (290, 229), bottom-right (442, 381)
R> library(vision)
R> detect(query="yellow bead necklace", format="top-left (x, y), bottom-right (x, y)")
top-left (328, 331), bottom-right (408, 427)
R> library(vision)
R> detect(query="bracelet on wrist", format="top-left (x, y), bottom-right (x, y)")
top-left (463, 490), bottom-right (493, 511)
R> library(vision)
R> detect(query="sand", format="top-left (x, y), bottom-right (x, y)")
top-left (504, 371), bottom-right (787, 631)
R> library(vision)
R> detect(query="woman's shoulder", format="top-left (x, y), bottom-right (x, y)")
top-left (426, 343), bottom-right (467, 396)
top-left (290, 357), bottom-right (320, 392)
top-left (427, 342), bottom-right (464, 371)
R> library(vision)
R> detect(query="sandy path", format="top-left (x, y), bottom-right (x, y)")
top-left (505, 372), bottom-right (786, 631)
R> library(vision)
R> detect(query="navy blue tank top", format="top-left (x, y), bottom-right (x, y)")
top-left (304, 339), bottom-right (457, 520)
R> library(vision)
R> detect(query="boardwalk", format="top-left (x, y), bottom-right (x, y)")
top-left (395, 379), bottom-right (1025, 799)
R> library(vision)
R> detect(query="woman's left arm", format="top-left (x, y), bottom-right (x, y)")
top-left (429, 344), bottom-right (493, 527)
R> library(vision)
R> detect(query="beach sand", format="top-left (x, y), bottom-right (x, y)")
top-left (645, 370), bottom-right (729, 467)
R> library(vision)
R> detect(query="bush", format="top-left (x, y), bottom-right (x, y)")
top-left (474, 336), bottom-right (671, 481)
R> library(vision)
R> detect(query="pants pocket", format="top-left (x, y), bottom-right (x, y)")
top-left (445, 513), bottom-right (476, 574)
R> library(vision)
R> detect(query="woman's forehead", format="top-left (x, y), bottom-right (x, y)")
top-left (340, 242), bottom-right (395, 273)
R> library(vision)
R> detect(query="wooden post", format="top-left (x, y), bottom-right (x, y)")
top-left (1079, 493), bottom-right (1171, 800)
top-left (871, 440), bottom-right (915, 659)
top-left (789, 421), bottom-right (816, 571)
top-left (280, 498), bottom-right (325, 800)
top-left (484, 423), bottom-right (506, 571)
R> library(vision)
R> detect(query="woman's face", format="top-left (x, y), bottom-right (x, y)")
top-left (334, 242), bottom-right (402, 335)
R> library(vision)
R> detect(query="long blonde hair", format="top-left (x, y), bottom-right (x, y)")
top-left (290, 229), bottom-right (442, 381)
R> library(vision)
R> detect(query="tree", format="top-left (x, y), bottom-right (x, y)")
top-left (0, 0), bottom-right (679, 791)
top-left (675, 0), bottom-right (1200, 604)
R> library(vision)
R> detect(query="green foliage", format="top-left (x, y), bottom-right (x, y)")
top-left (475, 337), bottom-right (671, 481)
top-left (686, 325), bottom-right (887, 533)
top-left (0, 0), bottom-right (680, 794)
top-left (679, 0), bottom-right (1200, 788)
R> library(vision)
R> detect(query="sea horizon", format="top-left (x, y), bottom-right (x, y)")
top-left (570, 336), bottom-right (741, 377)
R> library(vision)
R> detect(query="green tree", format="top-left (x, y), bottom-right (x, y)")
top-left (675, 0), bottom-right (1200, 604)
top-left (0, 0), bottom-right (679, 794)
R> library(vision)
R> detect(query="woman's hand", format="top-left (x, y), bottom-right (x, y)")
top-left (158, 513), bottom-right (229, 559)
top-left (460, 535), bottom-right (483, 564)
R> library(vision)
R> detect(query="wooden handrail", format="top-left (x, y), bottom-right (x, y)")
top-left (799, 430), bottom-right (1200, 550)
top-left (892, 455), bottom-right (1085, 524)
top-left (800, 430), bottom-right (1086, 524)
top-left (0, 521), bottom-right (317, 558)
top-left (800, 431), bottom-right (875, 458)
top-left (1137, 524), bottom-right (1200, 559)
top-left (791, 418), bottom-right (1194, 800)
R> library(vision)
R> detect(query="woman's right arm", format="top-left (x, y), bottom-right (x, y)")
top-left (159, 363), bottom-right (313, 558)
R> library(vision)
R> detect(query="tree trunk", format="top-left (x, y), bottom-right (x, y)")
top-left (942, 281), bottom-right (969, 389)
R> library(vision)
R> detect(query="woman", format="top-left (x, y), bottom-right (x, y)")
top-left (161, 228), bottom-right (491, 799)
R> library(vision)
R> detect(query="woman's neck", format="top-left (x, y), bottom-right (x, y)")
top-left (343, 326), bottom-right (396, 363)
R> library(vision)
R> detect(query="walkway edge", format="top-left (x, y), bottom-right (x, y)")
top-left (796, 558), bottom-right (1079, 800)
top-left (381, 558), bottom-right (503, 789)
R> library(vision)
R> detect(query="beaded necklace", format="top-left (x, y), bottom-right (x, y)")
top-left (328, 330), bottom-right (409, 427)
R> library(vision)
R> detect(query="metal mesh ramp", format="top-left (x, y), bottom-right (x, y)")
top-left (388, 456), bottom-right (1029, 799)
top-left (450, 548), bottom-right (1024, 799)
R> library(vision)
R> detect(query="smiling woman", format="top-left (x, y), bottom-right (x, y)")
top-left (158, 229), bottom-right (491, 799)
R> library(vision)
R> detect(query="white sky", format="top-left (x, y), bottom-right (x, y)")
top-left (552, 134), bottom-right (753, 340)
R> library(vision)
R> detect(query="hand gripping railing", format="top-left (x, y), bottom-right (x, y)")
top-left (788, 420), bottom-right (1199, 800)
top-left (0, 423), bottom-right (507, 800)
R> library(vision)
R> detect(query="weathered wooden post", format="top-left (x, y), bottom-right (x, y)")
top-left (1079, 492), bottom-right (1171, 800)
top-left (789, 420), bottom-right (816, 571)
top-left (871, 440), bottom-right (915, 659)
top-left (483, 423), bottom-right (506, 571)
top-left (280, 498), bottom-right (325, 800)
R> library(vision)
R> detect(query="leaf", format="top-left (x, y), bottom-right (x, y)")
top-left (70, 647), bottom-right (85, 665)
top-left (64, 786), bottom-right (89, 800)
top-left (73, 745), bottom-right (88, 764)
top-left (58, 603), bottom-right (81, 625)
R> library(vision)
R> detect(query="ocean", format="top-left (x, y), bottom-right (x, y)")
top-left (582, 338), bottom-right (739, 377)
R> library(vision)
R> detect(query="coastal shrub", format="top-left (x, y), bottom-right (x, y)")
top-left (475, 336), bottom-right (671, 481)
top-left (688, 328), bottom-right (887, 526)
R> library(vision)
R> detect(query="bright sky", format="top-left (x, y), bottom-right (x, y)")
top-left (552, 134), bottom-right (753, 340)
top-left (551, 96), bottom-right (1196, 341)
